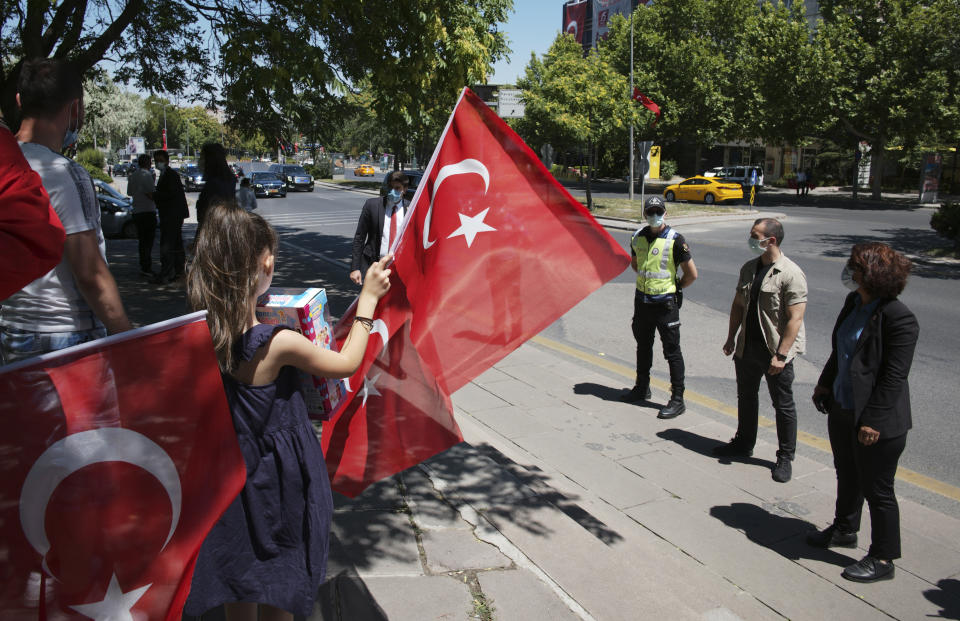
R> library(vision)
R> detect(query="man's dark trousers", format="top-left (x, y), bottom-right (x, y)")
top-left (632, 291), bottom-right (684, 389)
top-left (133, 212), bottom-right (157, 273)
top-left (158, 216), bottom-right (185, 282)
top-left (734, 348), bottom-right (798, 459)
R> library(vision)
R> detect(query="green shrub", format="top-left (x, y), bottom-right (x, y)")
top-left (75, 148), bottom-right (112, 183)
top-left (931, 202), bottom-right (960, 248)
top-left (310, 161), bottom-right (332, 179)
top-left (659, 159), bottom-right (678, 180)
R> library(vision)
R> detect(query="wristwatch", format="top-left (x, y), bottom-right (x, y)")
top-left (775, 352), bottom-right (788, 362)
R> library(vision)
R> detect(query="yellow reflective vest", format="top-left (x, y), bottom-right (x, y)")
top-left (632, 226), bottom-right (678, 301)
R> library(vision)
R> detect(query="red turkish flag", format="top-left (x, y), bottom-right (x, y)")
top-left (321, 88), bottom-right (629, 496)
top-left (0, 313), bottom-right (245, 620)
top-left (632, 88), bottom-right (661, 126)
top-left (563, 1), bottom-right (587, 44)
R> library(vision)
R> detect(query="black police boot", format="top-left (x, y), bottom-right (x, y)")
top-left (657, 387), bottom-right (686, 419)
top-left (620, 383), bottom-right (652, 403)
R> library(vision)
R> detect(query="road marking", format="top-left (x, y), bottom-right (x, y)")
top-left (530, 334), bottom-right (960, 504)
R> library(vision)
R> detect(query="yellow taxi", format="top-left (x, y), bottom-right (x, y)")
top-left (354, 164), bottom-right (376, 177)
top-left (663, 176), bottom-right (743, 204)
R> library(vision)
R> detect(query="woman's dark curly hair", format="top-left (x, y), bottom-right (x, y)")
top-left (849, 242), bottom-right (912, 299)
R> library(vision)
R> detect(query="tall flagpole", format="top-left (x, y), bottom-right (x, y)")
top-left (629, 4), bottom-right (635, 200)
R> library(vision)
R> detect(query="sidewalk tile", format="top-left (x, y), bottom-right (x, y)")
top-left (452, 382), bottom-right (511, 412)
top-left (401, 469), bottom-right (473, 532)
top-left (472, 367), bottom-right (513, 386)
top-left (333, 475), bottom-right (404, 512)
top-left (473, 377), bottom-right (567, 409)
top-left (465, 404), bottom-right (561, 439)
top-left (626, 496), bottom-right (884, 619)
top-left (494, 345), bottom-right (559, 370)
top-left (327, 511), bottom-right (422, 578)
top-left (353, 575), bottom-right (473, 621)
top-left (478, 568), bottom-right (581, 621)
top-left (421, 444), bottom-right (538, 511)
top-left (421, 530), bottom-right (512, 573)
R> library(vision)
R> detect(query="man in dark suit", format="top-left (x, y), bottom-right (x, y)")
top-left (350, 171), bottom-right (410, 284)
top-left (153, 150), bottom-right (188, 284)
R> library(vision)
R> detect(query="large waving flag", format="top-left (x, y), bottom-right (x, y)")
top-left (323, 87), bottom-right (631, 496)
top-left (0, 313), bottom-right (245, 620)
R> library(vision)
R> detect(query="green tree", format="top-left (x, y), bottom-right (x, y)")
top-left (79, 77), bottom-right (147, 156)
top-left (817, 0), bottom-right (960, 199)
top-left (517, 34), bottom-right (640, 208)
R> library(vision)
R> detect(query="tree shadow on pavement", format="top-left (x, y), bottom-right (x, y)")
top-left (813, 229), bottom-right (959, 280)
top-left (709, 502), bottom-right (856, 567)
top-left (310, 567), bottom-right (389, 621)
top-left (656, 428), bottom-right (776, 470)
top-left (923, 578), bottom-right (960, 620)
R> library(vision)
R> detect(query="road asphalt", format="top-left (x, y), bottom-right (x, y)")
top-left (108, 177), bottom-right (959, 620)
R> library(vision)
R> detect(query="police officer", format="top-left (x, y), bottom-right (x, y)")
top-left (621, 195), bottom-right (698, 419)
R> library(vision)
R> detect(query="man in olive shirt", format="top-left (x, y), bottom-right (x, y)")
top-left (719, 218), bottom-right (807, 483)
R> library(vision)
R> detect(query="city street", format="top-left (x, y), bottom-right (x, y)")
top-left (215, 178), bottom-right (960, 517)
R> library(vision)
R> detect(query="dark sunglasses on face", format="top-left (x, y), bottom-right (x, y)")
top-left (645, 207), bottom-right (665, 216)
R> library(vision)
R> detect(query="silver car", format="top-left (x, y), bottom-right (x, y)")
top-left (94, 180), bottom-right (136, 238)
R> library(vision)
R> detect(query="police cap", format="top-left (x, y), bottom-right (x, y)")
top-left (644, 195), bottom-right (666, 215)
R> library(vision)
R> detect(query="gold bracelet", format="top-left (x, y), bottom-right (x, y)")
top-left (354, 316), bottom-right (374, 330)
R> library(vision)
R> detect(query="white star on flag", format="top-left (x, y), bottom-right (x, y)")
top-left (361, 373), bottom-right (382, 406)
top-left (447, 208), bottom-right (496, 248)
top-left (69, 573), bottom-right (150, 621)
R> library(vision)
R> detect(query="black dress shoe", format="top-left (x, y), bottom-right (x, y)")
top-left (620, 385), bottom-right (652, 403)
top-left (806, 525), bottom-right (858, 549)
top-left (771, 456), bottom-right (792, 483)
top-left (712, 439), bottom-right (753, 458)
top-left (842, 556), bottom-right (895, 583)
top-left (657, 396), bottom-right (685, 419)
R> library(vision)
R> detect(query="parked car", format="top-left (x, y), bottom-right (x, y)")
top-left (249, 172), bottom-right (287, 198)
top-left (112, 162), bottom-right (133, 176)
top-left (354, 164), bottom-right (375, 177)
top-left (268, 164), bottom-right (314, 192)
top-left (94, 180), bottom-right (136, 238)
top-left (179, 165), bottom-right (205, 191)
top-left (710, 165), bottom-right (764, 188)
top-left (663, 176), bottom-right (743, 204)
top-left (379, 170), bottom-right (425, 202)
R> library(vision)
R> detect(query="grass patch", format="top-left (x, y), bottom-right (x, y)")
top-left (576, 196), bottom-right (751, 221)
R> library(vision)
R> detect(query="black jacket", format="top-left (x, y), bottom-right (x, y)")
top-left (154, 167), bottom-right (189, 221)
top-left (350, 196), bottom-right (408, 273)
top-left (818, 292), bottom-right (919, 438)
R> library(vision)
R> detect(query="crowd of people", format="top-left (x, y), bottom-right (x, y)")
top-left (1, 57), bottom-right (920, 617)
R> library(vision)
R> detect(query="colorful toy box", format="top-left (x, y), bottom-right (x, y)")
top-left (255, 287), bottom-right (346, 420)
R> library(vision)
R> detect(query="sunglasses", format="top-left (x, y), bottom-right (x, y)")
top-left (644, 207), bottom-right (665, 216)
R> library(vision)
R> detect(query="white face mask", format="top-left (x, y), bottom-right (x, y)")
top-left (841, 265), bottom-right (859, 291)
top-left (646, 214), bottom-right (664, 228)
top-left (157, 162), bottom-right (167, 172)
top-left (62, 113), bottom-right (79, 150)
top-left (748, 237), bottom-right (769, 255)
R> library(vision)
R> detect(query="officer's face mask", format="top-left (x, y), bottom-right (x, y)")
top-left (841, 265), bottom-right (859, 291)
top-left (645, 207), bottom-right (665, 228)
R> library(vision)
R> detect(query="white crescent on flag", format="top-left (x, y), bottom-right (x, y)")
top-left (423, 159), bottom-right (490, 249)
top-left (566, 20), bottom-right (578, 35)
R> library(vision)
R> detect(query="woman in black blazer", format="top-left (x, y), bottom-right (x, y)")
top-left (807, 242), bottom-right (919, 583)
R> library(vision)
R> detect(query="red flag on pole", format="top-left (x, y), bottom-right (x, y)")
top-left (322, 87), bottom-right (630, 496)
top-left (563, 1), bottom-right (587, 44)
top-left (162, 128), bottom-right (167, 150)
top-left (632, 88), bottom-right (661, 126)
top-left (0, 313), bottom-right (246, 620)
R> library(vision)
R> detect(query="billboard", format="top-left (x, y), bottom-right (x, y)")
top-left (498, 89), bottom-right (525, 118)
top-left (593, 0), bottom-right (634, 45)
top-left (128, 136), bottom-right (146, 156)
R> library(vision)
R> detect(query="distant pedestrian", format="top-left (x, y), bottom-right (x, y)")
top-left (350, 170), bottom-right (409, 285)
top-left (127, 153), bottom-right (158, 277)
top-left (803, 168), bottom-right (813, 196)
top-left (236, 176), bottom-right (258, 211)
top-left (107, 162), bottom-right (113, 176)
top-left (718, 218), bottom-right (807, 483)
top-left (807, 242), bottom-right (917, 583)
top-left (620, 195), bottom-right (697, 419)
top-left (195, 142), bottom-right (236, 232)
top-left (2, 58), bottom-right (130, 364)
top-left (184, 205), bottom-right (392, 620)
top-left (153, 149), bottom-right (188, 284)
top-left (796, 169), bottom-right (807, 196)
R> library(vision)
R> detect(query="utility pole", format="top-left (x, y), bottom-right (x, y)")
top-left (629, 6), bottom-right (635, 201)
top-left (162, 102), bottom-right (168, 150)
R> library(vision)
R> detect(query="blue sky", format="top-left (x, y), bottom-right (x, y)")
top-left (489, 1), bottom-right (565, 85)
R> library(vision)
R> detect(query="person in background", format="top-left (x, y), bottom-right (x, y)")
top-left (0, 113), bottom-right (64, 299)
top-left (621, 195), bottom-right (697, 419)
top-left (350, 170), bottom-right (409, 285)
top-left (807, 242), bottom-right (918, 583)
top-left (127, 153), bottom-right (157, 277)
top-left (195, 142), bottom-right (236, 232)
top-left (153, 149), bottom-right (188, 284)
top-left (719, 218), bottom-right (807, 483)
top-left (1, 58), bottom-right (130, 364)
top-left (237, 176), bottom-right (258, 212)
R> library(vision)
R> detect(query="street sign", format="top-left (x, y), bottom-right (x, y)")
top-left (497, 89), bottom-right (525, 118)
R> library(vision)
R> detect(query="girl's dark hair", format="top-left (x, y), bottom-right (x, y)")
top-left (200, 142), bottom-right (233, 182)
top-left (187, 201), bottom-right (277, 372)
top-left (849, 242), bottom-right (912, 299)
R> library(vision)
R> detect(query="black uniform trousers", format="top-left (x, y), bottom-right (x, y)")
top-left (158, 216), bottom-right (186, 281)
top-left (733, 345), bottom-right (798, 460)
top-left (133, 212), bottom-right (157, 273)
top-left (828, 407), bottom-right (906, 560)
top-left (631, 291), bottom-right (684, 390)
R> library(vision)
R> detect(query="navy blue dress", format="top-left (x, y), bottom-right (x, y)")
top-left (184, 324), bottom-right (333, 617)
